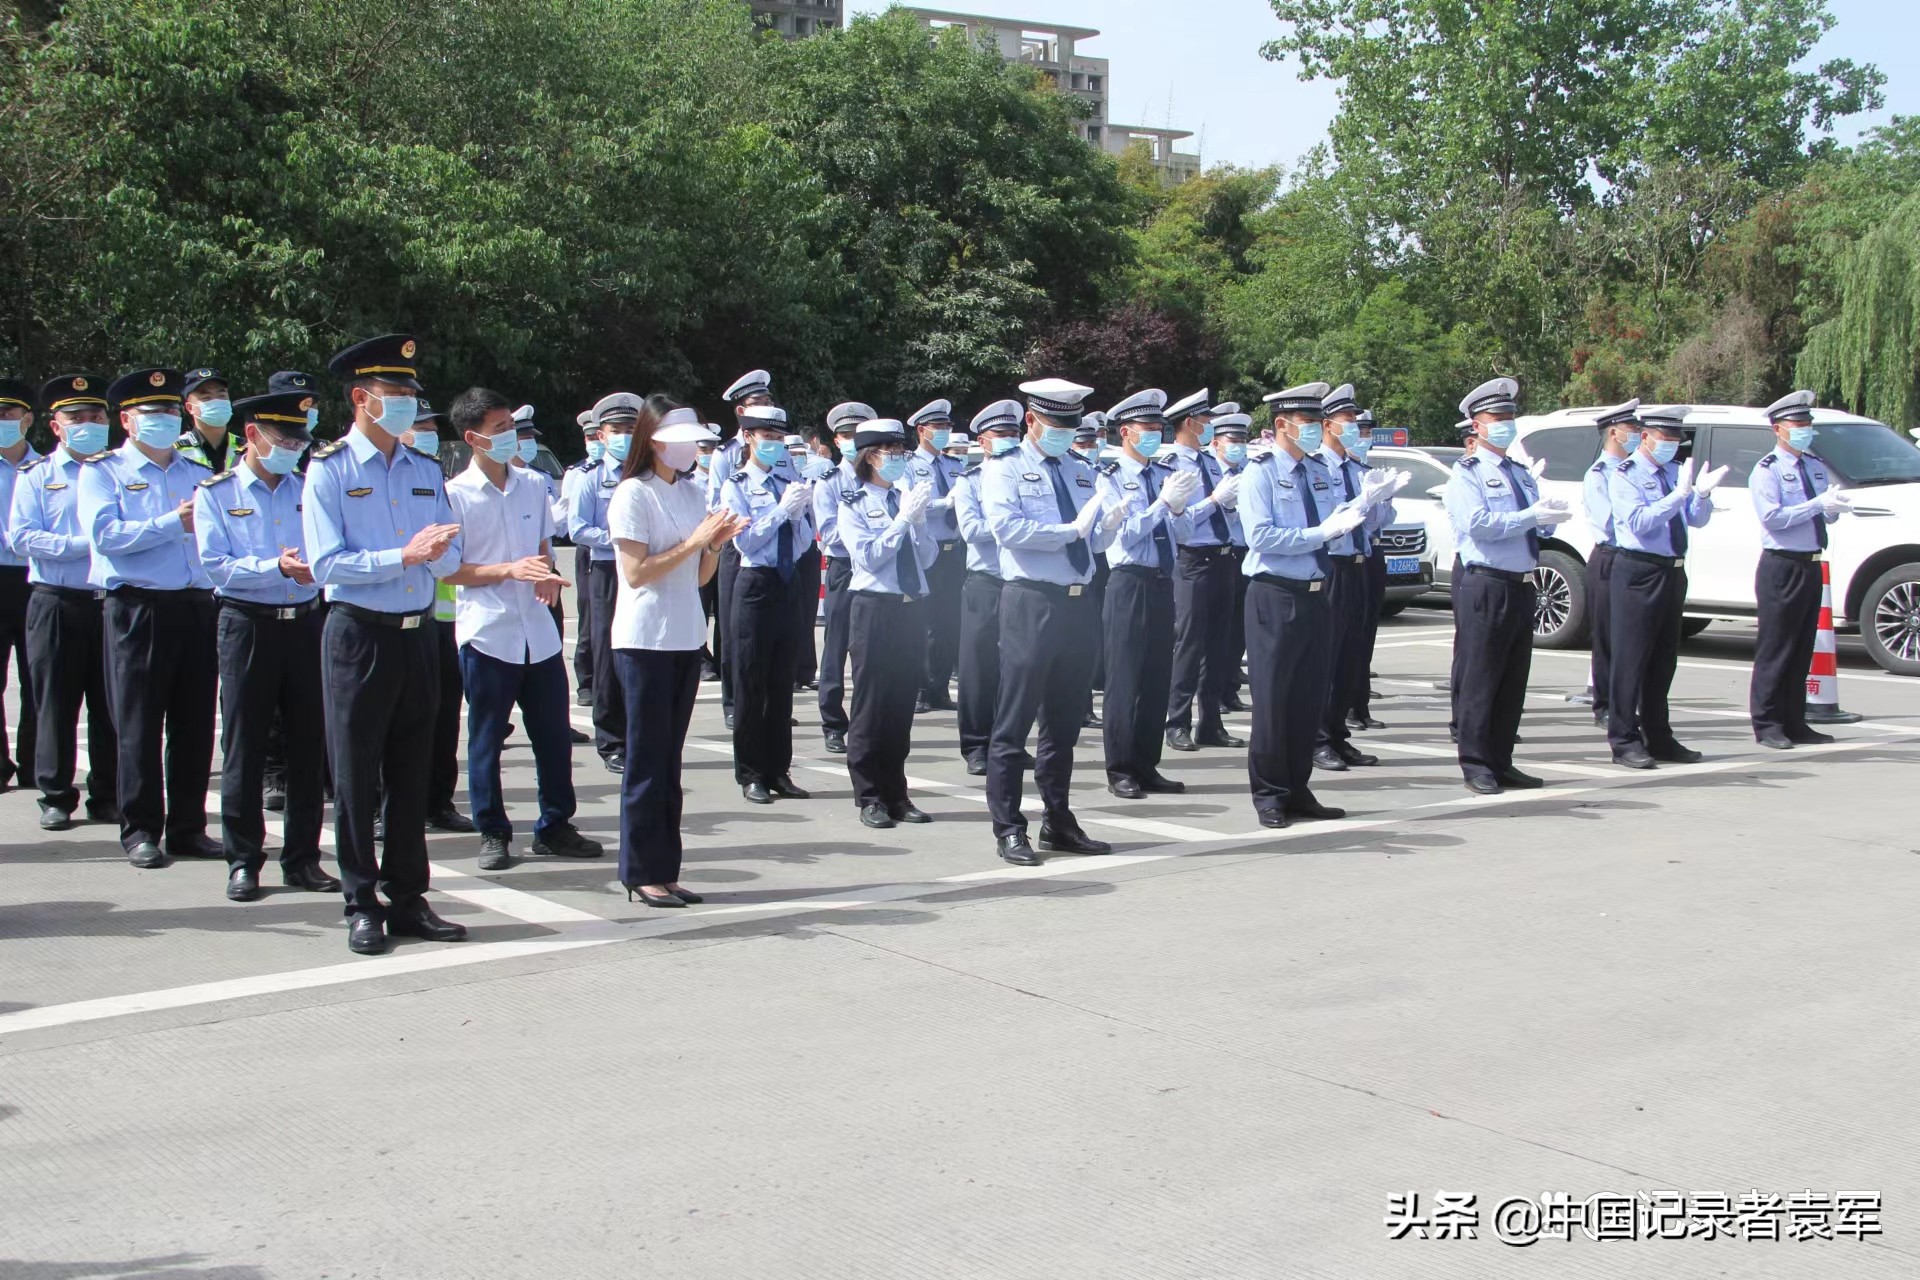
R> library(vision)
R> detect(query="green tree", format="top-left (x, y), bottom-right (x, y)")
top-left (1797, 188), bottom-right (1920, 427)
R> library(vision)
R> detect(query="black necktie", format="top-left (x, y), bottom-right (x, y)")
top-left (1297, 466), bottom-right (1332, 578)
top-left (1339, 461), bottom-right (1370, 556)
top-left (1197, 453), bottom-right (1230, 543)
top-left (1499, 458), bottom-right (1541, 557)
top-left (1655, 468), bottom-right (1688, 556)
top-left (1143, 467), bottom-right (1174, 573)
top-left (1045, 458), bottom-right (1091, 575)
top-left (887, 489), bottom-right (923, 595)
top-left (769, 474), bottom-right (795, 582)
top-left (1796, 457), bottom-right (1828, 549)
top-left (931, 456), bottom-right (950, 498)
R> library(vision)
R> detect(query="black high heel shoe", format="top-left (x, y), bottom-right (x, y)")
top-left (667, 886), bottom-right (703, 904)
top-left (624, 884), bottom-right (686, 908)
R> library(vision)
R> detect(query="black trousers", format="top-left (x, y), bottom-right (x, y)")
top-left (956, 570), bottom-right (1004, 767)
top-left (1751, 553), bottom-right (1824, 738)
top-left (731, 566), bottom-right (797, 785)
top-left (1088, 559), bottom-right (1110, 692)
top-left (817, 556), bottom-right (854, 733)
top-left (616, 647), bottom-right (700, 886)
top-left (0, 566), bottom-right (35, 784)
top-left (572, 544), bottom-right (595, 692)
top-left (1587, 543), bottom-right (1617, 715)
top-left (1166, 546), bottom-right (1238, 736)
top-left (717, 542), bottom-right (741, 714)
top-left (429, 617), bottom-right (462, 814)
top-left (1102, 567), bottom-right (1175, 784)
top-left (791, 548), bottom-right (821, 687)
top-left (588, 561), bottom-right (626, 761)
top-left (848, 592), bottom-right (925, 809)
top-left (27, 586), bottom-right (115, 813)
top-left (218, 605), bottom-right (324, 872)
top-left (1317, 556), bottom-right (1370, 749)
top-left (1607, 557), bottom-right (1686, 754)
top-left (1245, 577), bottom-right (1331, 817)
top-left (699, 572), bottom-right (720, 672)
top-left (324, 608), bottom-right (438, 919)
top-left (1348, 552), bottom-right (1386, 719)
top-left (105, 591), bottom-right (217, 853)
top-left (920, 542), bottom-right (966, 697)
top-left (987, 581), bottom-right (1096, 838)
top-left (1228, 564), bottom-right (1250, 696)
top-left (1453, 568), bottom-right (1535, 782)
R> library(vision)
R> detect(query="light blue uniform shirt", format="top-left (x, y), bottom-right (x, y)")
top-left (907, 447), bottom-right (964, 544)
top-left (814, 460), bottom-right (857, 558)
top-left (302, 427), bottom-right (461, 613)
top-left (953, 464), bottom-right (997, 575)
top-left (1444, 451), bottom-right (1546, 572)
top-left (0, 445), bottom-right (42, 568)
top-left (1220, 458), bottom-right (1248, 548)
top-left (840, 480), bottom-right (939, 596)
top-left (705, 437), bottom-right (746, 511)
top-left (566, 456), bottom-right (624, 562)
top-left (559, 461), bottom-right (593, 541)
top-left (1609, 453), bottom-right (1712, 557)
top-left (1317, 447), bottom-right (1382, 557)
top-left (194, 462), bottom-right (318, 606)
top-left (81, 442), bottom-right (214, 591)
top-left (721, 460), bottom-right (816, 570)
top-left (1161, 443), bottom-right (1232, 547)
top-left (1240, 449), bottom-right (1339, 581)
top-left (981, 438), bottom-right (1115, 586)
top-left (1583, 455), bottom-right (1618, 545)
top-left (1097, 454), bottom-right (1191, 570)
top-left (8, 447), bottom-right (94, 588)
top-left (1751, 446), bottom-right (1832, 552)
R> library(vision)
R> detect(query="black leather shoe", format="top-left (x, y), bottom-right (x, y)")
top-left (964, 755), bottom-right (987, 776)
top-left (575, 687), bottom-right (594, 706)
top-left (428, 806), bottom-right (476, 834)
top-left (1651, 743), bottom-right (1703, 764)
top-left (372, 814), bottom-right (385, 842)
top-left (1333, 743), bottom-right (1378, 767)
top-left (1448, 726), bottom-right (1458, 743)
top-left (1464, 775), bottom-right (1503, 796)
top-left (477, 835), bottom-right (513, 872)
top-left (1257, 808), bottom-right (1290, 829)
top-left (282, 862), bottom-right (341, 893)
top-left (603, 755), bottom-right (626, 775)
top-left (1196, 731), bottom-right (1244, 749)
top-left (768, 775), bottom-right (811, 800)
top-left (925, 692), bottom-right (956, 711)
top-left (743, 781), bottom-right (772, 804)
top-left (1221, 691), bottom-right (1247, 712)
top-left (1346, 715), bottom-right (1387, 731)
top-left (891, 803), bottom-right (932, 824)
top-left (997, 834), bottom-right (1042, 866)
top-left (169, 832), bottom-right (224, 859)
top-left (1286, 795), bottom-right (1347, 821)
top-left (1757, 729), bottom-right (1794, 749)
top-left (128, 841), bottom-right (167, 869)
top-left (914, 693), bottom-right (933, 714)
top-left (1107, 777), bottom-right (1146, 800)
top-left (263, 784), bottom-right (286, 813)
top-left (1312, 746), bottom-right (1349, 772)
top-left (1788, 727), bottom-right (1835, 745)
top-left (530, 824), bottom-right (603, 859)
top-left (569, 726), bottom-right (591, 744)
top-left (1083, 709), bottom-right (1102, 727)
top-left (1613, 746), bottom-right (1656, 770)
top-left (1037, 822), bottom-right (1110, 855)
top-left (348, 914), bottom-right (387, 955)
top-left (1495, 769), bottom-right (1545, 790)
top-left (859, 802), bottom-right (895, 829)
top-left (387, 903), bottom-right (467, 943)
top-left (38, 802), bottom-right (72, 832)
top-left (1594, 710), bottom-right (1609, 727)
top-left (1165, 728), bottom-right (1197, 752)
top-left (724, 712), bottom-right (735, 730)
top-left (1140, 771), bottom-right (1186, 794)
top-left (226, 866), bottom-right (260, 901)
top-left (823, 729), bottom-right (847, 754)
top-left (1567, 688), bottom-right (1595, 707)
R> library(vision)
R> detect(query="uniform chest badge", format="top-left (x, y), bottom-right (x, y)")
top-left (1075, 477), bottom-right (1091, 488)
top-left (227, 507), bottom-right (254, 517)
top-left (1311, 480), bottom-right (1329, 492)
top-left (44, 482), bottom-right (67, 491)
top-left (346, 487), bottom-right (373, 498)
top-left (125, 481), bottom-right (149, 491)
top-left (1023, 472), bottom-right (1041, 482)
top-left (867, 508), bottom-right (885, 519)
top-left (1783, 473), bottom-right (1801, 487)
top-left (1123, 482), bottom-right (1140, 491)
top-left (411, 487), bottom-right (434, 497)
top-left (1277, 479), bottom-right (1295, 491)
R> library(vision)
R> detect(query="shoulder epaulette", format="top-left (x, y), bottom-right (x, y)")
top-left (1589, 457), bottom-right (1607, 472)
top-left (405, 444), bottom-right (437, 462)
top-left (840, 487), bottom-right (864, 507)
top-left (1614, 457), bottom-right (1635, 473)
top-left (962, 462), bottom-right (982, 477)
top-left (19, 456), bottom-right (45, 474)
top-left (1759, 454), bottom-right (1776, 468)
top-left (197, 468), bottom-right (236, 490)
top-left (181, 454), bottom-right (214, 471)
top-left (311, 438), bottom-right (349, 460)
top-left (1459, 454), bottom-right (1481, 468)
top-left (78, 451), bottom-right (110, 464)
top-left (1152, 454), bottom-right (1177, 468)
top-left (1253, 451), bottom-right (1276, 466)
top-left (1098, 460), bottom-right (1120, 476)
top-left (728, 469), bottom-right (749, 483)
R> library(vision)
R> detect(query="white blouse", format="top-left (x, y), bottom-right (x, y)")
top-left (608, 471), bottom-right (708, 652)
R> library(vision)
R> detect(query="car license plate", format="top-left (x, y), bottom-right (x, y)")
top-left (1386, 556), bottom-right (1420, 576)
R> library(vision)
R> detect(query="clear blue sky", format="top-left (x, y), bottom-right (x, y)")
top-left (846, 0), bottom-right (1918, 173)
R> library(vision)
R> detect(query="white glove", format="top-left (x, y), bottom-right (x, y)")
top-left (1819, 489), bottom-right (1852, 518)
top-left (1528, 497), bottom-right (1574, 526)
top-left (1695, 464), bottom-right (1730, 495)
top-left (1673, 457), bottom-right (1698, 496)
top-left (1316, 505), bottom-right (1365, 540)
top-left (1358, 467), bottom-right (1396, 505)
top-left (1160, 469), bottom-right (1201, 514)
top-left (927, 496), bottom-right (956, 514)
top-left (1071, 496), bottom-right (1104, 539)
top-left (897, 483), bottom-right (931, 525)
top-left (1099, 498), bottom-right (1129, 537)
top-left (778, 482), bottom-right (812, 521)
top-left (1211, 472), bottom-right (1242, 510)
top-left (1386, 469), bottom-right (1414, 499)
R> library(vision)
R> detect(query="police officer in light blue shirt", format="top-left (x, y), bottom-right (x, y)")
top-left (570, 392), bottom-right (639, 770)
top-left (907, 399), bottom-right (966, 711)
top-left (1572, 399), bottom-right (1641, 722)
top-left (307, 333), bottom-right (465, 956)
top-left (563, 408), bottom-right (602, 702)
top-left (814, 401), bottom-right (875, 754)
top-left (195, 389), bottom-right (338, 904)
top-left (1160, 389), bottom-right (1242, 752)
top-left (1210, 409), bottom-right (1255, 716)
top-left (0, 378), bottom-right (39, 798)
top-left (952, 399), bottom-right (1023, 775)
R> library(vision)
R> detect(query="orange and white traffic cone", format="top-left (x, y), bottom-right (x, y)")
top-left (1806, 560), bottom-right (1864, 725)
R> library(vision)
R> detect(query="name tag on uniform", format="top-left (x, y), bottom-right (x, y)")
top-left (227, 508), bottom-right (254, 517)
top-left (347, 487), bottom-right (373, 498)
top-left (295, 503), bottom-right (303, 511)
top-left (1075, 477), bottom-right (1091, 488)
top-left (125, 481), bottom-right (149, 492)
top-left (412, 487), bottom-right (434, 497)
top-left (1311, 480), bottom-right (1329, 493)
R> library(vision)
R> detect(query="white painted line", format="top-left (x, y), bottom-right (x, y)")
top-left (1528, 645), bottom-right (1920, 689)
top-left (1364, 739), bottom-right (1621, 778)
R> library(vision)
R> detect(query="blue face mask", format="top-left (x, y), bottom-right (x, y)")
top-left (696, 452), bottom-right (712, 470)
top-left (409, 430), bottom-right (439, 455)
top-left (1482, 419), bottom-right (1518, 449)
top-left (1294, 423), bottom-right (1325, 454)
top-left (0, 419), bottom-right (22, 450)
top-left (480, 430), bottom-right (518, 464)
top-left (988, 434), bottom-right (1019, 457)
top-left (133, 412), bottom-right (182, 448)
top-left (754, 440), bottom-right (789, 468)
top-left (63, 422), bottom-right (107, 455)
top-left (877, 455), bottom-right (909, 483)
top-left (928, 429), bottom-right (951, 451)
top-left (1133, 430), bottom-right (1163, 458)
top-left (605, 432), bottom-right (632, 462)
top-left (196, 399), bottom-right (232, 430)
top-left (260, 441), bottom-right (306, 475)
top-left (586, 439), bottom-right (605, 463)
top-left (1650, 438), bottom-right (1680, 465)
top-left (1198, 424), bottom-right (1215, 446)
top-left (1786, 426), bottom-right (1816, 452)
top-left (1224, 443), bottom-right (1248, 466)
top-left (1037, 426), bottom-right (1075, 458)
top-left (303, 407), bottom-right (319, 431)
top-left (1621, 432), bottom-right (1642, 455)
top-left (370, 393), bottom-right (417, 435)
top-left (515, 438), bottom-right (538, 464)
top-left (1346, 438), bottom-right (1372, 463)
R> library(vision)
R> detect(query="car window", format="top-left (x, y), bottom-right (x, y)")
top-left (1808, 422), bottom-right (1920, 486)
top-left (1381, 452), bottom-right (1453, 494)
top-left (1703, 426), bottom-right (1775, 488)
top-left (1520, 426), bottom-right (1602, 481)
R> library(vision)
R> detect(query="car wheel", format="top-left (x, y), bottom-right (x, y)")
top-left (1379, 601), bottom-right (1408, 619)
top-left (1681, 617), bottom-right (1712, 638)
top-left (1861, 564), bottom-right (1920, 677)
top-left (1531, 550), bottom-right (1588, 648)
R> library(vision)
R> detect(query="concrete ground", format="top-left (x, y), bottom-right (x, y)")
top-left (2, 601), bottom-right (1917, 1279)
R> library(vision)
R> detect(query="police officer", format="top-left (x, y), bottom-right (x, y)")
top-left (1241, 383), bottom-right (1362, 828)
top-left (257, 369), bottom-right (323, 814)
top-left (566, 408), bottom-right (602, 703)
top-left (194, 389), bottom-right (340, 901)
top-left (1161, 390), bottom-right (1243, 753)
top-left (708, 370), bottom-right (777, 729)
top-left (787, 430), bottom-right (827, 692)
top-left (1445, 378), bottom-right (1570, 795)
top-left (81, 369), bottom-right (219, 868)
top-left (953, 400), bottom-right (1024, 776)
top-left (981, 378), bottom-right (1118, 866)
top-left (11, 375), bottom-right (117, 829)
top-left (837, 419), bottom-right (940, 827)
top-left (906, 400), bottom-right (966, 712)
top-left (1340, 409), bottom-right (1390, 731)
top-left (1750, 390), bottom-right (1851, 749)
top-left (176, 367), bottom-right (243, 471)
top-left (814, 401), bottom-right (876, 753)
top-left (721, 404), bottom-right (814, 804)
top-left (1607, 406), bottom-right (1721, 768)
top-left (1096, 390), bottom-right (1199, 800)
top-left (306, 334), bottom-right (466, 956)
top-left (1573, 400), bottom-right (1642, 724)
top-left (408, 397), bottom-right (476, 834)
top-left (1209, 408), bottom-right (1251, 714)
top-left (0, 378), bottom-right (40, 792)
top-left (1073, 411), bottom-right (1111, 723)
top-left (569, 392), bottom-right (635, 773)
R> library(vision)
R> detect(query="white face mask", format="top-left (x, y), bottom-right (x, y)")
top-left (657, 440), bottom-right (700, 472)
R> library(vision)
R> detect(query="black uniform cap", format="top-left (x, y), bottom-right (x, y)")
top-left (232, 390), bottom-right (317, 440)
top-left (327, 334), bottom-right (422, 390)
top-left (107, 367), bottom-right (185, 411)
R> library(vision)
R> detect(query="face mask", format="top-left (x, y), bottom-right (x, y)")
top-left (1346, 438), bottom-right (1372, 463)
top-left (605, 432), bottom-right (633, 462)
top-left (928, 429), bottom-right (951, 451)
top-left (696, 452), bottom-right (712, 470)
top-left (753, 440), bottom-right (789, 468)
top-left (515, 438), bottom-right (538, 464)
top-left (260, 441), bottom-right (306, 475)
top-left (196, 399), bottom-right (233, 430)
top-left (1482, 419), bottom-right (1518, 449)
top-left (1786, 426), bottom-right (1815, 452)
top-left (1198, 424), bottom-right (1215, 446)
top-left (409, 430), bottom-right (439, 455)
top-left (1294, 423), bottom-right (1325, 454)
top-left (1224, 443), bottom-right (1248, 466)
top-left (133, 412), bottom-right (182, 448)
top-left (877, 455), bottom-right (909, 483)
top-left (1620, 432), bottom-right (1641, 455)
top-left (1133, 430), bottom-right (1163, 458)
top-left (0, 420), bottom-right (21, 450)
top-left (834, 434), bottom-right (856, 460)
top-left (303, 406), bottom-right (319, 430)
top-left (480, 431), bottom-right (518, 464)
top-left (1650, 439), bottom-right (1680, 465)
top-left (63, 422), bottom-right (107, 455)
top-left (369, 393), bottom-right (417, 435)
top-left (988, 435), bottom-right (1019, 457)
top-left (658, 440), bottom-right (700, 472)
top-left (1037, 426), bottom-right (1075, 458)
top-left (586, 439), bottom-right (605, 463)
top-left (802, 454), bottom-right (833, 481)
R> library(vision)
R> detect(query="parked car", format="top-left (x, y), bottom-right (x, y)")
top-left (1372, 446), bottom-right (1462, 607)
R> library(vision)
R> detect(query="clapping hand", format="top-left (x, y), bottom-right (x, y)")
top-left (277, 547), bottom-right (314, 585)
top-left (1212, 472), bottom-right (1243, 510)
top-left (1819, 489), bottom-right (1853, 518)
top-left (898, 483), bottom-right (932, 525)
top-left (1099, 497), bottom-right (1129, 537)
top-left (1318, 506), bottom-right (1365, 540)
top-left (1529, 498), bottom-right (1574, 526)
top-left (690, 508), bottom-right (747, 552)
top-left (778, 481), bottom-right (813, 521)
top-left (1161, 469), bottom-right (1201, 515)
top-left (1673, 457), bottom-right (1699, 495)
top-left (401, 522), bottom-right (460, 567)
top-left (1527, 457), bottom-right (1548, 483)
top-left (1072, 495), bottom-right (1105, 539)
top-left (1695, 464), bottom-right (1731, 495)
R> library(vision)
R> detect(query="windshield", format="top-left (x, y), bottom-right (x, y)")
top-left (1814, 422), bottom-right (1920, 487)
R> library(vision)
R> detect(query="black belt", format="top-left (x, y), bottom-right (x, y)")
top-left (109, 585), bottom-right (213, 603)
top-left (220, 597), bottom-right (322, 622)
top-left (1463, 564), bottom-right (1530, 583)
top-left (938, 541), bottom-right (959, 552)
top-left (850, 589), bottom-right (924, 604)
top-left (964, 570), bottom-right (1004, 586)
top-left (1006, 579), bottom-right (1090, 599)
top-left (1333, 553), bottom-right (1367, 566)
top-left (1112, 563), bottom-right (1173, 581)
top-left (1764, 549), bottom-right (1824, 563)
top-left (1179, 545), bottom-right (1237, 561)
top-left (33, 583), bottom-right (104, 601)
top-left (827, 554), bottom-right (851, 564)
top-left (333, 602), bottom-right (431, 630)
top-left (1617, 548), bottom-right (1686, 569)
top-left (1252, 572), bottom-right (1325, 594)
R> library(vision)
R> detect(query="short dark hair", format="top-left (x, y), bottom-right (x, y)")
top-left (449, 387), bottom-right (512, 434)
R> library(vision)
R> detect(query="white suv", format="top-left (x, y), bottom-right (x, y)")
top-left (1504, 405), bottom-right (1920, 675)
